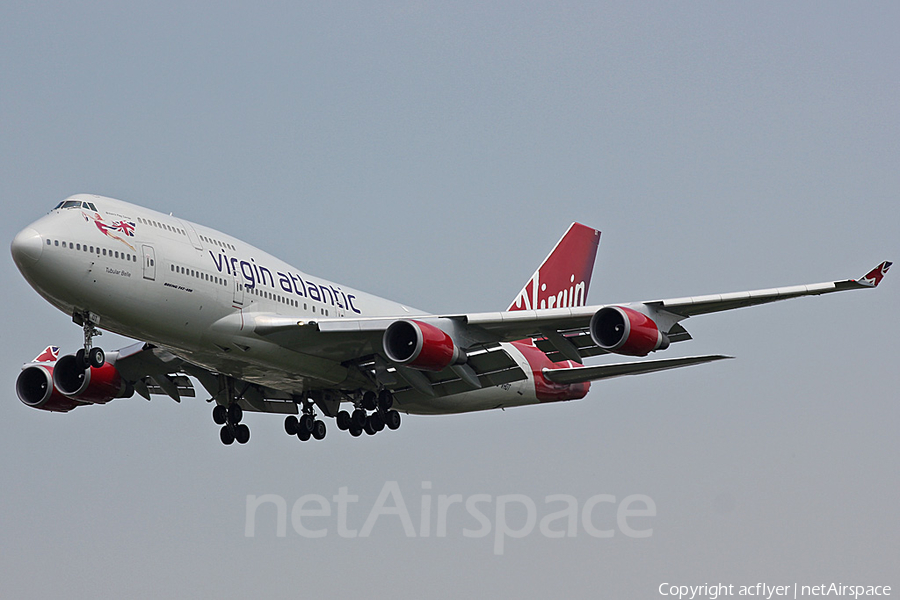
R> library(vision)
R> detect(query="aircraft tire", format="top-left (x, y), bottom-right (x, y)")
top-left (285, 415), bottom-right (298, 435)
top-left (370, 411), bottom-right (385, 432)
top-left (312, 420), bottom-right (326, 440)
top-left (385, 410), bottom-right (401, 430)
top-left (220, 425), bottom-right (235, 445)
top-left (377, 390), bottom-right (393, 411)
top-left (213, 405), bottom-right (227, 425)
top-left (235, 424), bottom-right (250, 444)
top-left (89, 347), bottom-right (105, 368)
top-left (298, 413), bottom-right (314, 433)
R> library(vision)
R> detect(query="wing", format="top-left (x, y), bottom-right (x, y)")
top-left (112, 343), bottom-right (299, 415)
top-left (250, 261), bottom-right (891, 366)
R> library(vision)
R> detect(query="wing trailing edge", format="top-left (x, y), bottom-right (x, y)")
top-left (542, 354), bottom-right (732, 385)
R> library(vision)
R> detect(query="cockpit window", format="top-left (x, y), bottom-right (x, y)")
top-left (55, 199), bottom-right (98, 210)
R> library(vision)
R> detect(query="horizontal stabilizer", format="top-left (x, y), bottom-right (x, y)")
top-left (542, 354), bottom-right (732, 385)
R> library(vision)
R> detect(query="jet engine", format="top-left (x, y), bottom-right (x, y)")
top-left (383, 320), bottom-right (464, 371)
top-left (16, 364), bottom-right (84, 412)
top-left (51, 354), bottom-right (132, 404)
top-left (590, 306), bottom-right (670, 356)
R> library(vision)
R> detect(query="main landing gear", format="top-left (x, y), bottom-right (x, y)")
top-left (284, 400), bottom-right (327, 442)
top-left (335, 389), bottom-right (401, 438)
top-left (74, 310), bottom-right (105, 368)
top-left (213, 402), bottom-right (250, 445)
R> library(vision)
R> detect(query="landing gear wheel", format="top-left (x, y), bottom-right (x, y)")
top-left (298, 414), bottom-right (314, 433)
top-left (297, 429), bottom-right (311, 442)
top-left (349, 426), bottom-right (362, 437)
top-left (284, 415), bottom-right (299, 435)
top-left (364, 417), bottom-right (377, 435)
top-left (227, 403), bottom-right (243, 424)
top-left (370, 410), bottom-right (385, 432)
top-left (385, 410), bottom-right (401, 430)
top-left (336, 411), bottom-right (351, 431)
top-left (220, 425), bottom-right (235, 445)
top-left (212, 405), bottom-right (227, 425)
top-left (235, 424), bottom-right (250, 444)
top-left (362, 390), bottom-right (377, 411)
top-left (352, 409), bottom-right (367, 428)
top-left (75, 348), bottom-right (87, 369)
top-left (312, 420), bottom-right (326, 440)
top-left (88, 347), bottom-right (105, 368)
top-left (377, 389), bottom-right (393, 411)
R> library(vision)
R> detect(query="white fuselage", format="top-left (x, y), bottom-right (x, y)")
top-left (13, 194), bottom-right (550, 414)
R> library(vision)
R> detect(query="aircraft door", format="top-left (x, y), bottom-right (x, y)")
top-left (232, 273), bottom-right (245, 307)
top-left (142, 245), bottom-right (156, 281)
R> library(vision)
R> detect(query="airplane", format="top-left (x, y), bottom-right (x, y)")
top-left (11, 194), bottom-right (891, 446)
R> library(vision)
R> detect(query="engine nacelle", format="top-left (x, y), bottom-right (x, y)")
top-left (16, 365), bottom-right (85, 412)
top-left (383, 320), bottom-right (463, 372)
top-left (590, 306), bottom-right (670, 357)
top-left (52, 354), bottom-right (131, 403)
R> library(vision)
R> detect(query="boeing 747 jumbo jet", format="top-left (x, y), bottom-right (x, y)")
top-left (11, 194), bottom-right (891, 445)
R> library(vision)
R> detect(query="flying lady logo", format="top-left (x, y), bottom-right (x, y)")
top-left (83, 212), bottom-right (137, 251)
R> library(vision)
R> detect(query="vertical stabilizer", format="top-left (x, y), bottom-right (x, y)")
top-left (508, 223), bottom-right (601, 311)
top-left (32, 346), bottom-right (60, 364)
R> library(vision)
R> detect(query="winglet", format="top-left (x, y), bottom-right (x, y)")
top-left (857, 261), bottom-right (892, 287)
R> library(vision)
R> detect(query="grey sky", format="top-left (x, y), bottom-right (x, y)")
top-left (1, 2), bottom-right (897, 598)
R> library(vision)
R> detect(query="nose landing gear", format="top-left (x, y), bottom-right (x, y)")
top-left (74, 310), bottom-right (105, 368)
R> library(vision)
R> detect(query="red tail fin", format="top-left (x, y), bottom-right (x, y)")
top-left (32, 346), bottom-right (60, 363)
top-left (508, 223), bottom-right (601, 311)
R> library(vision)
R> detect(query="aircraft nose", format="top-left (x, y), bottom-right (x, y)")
top-left (11, 227), bottom-right (44, 268)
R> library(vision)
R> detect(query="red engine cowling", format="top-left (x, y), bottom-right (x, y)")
top-left (51, 354), bottom-right (131, 403)
top-left (383, 320), bottom-right (463, 372)
top-left (589, 306), bottom-right (670, 356)
top-left (16, 365), bottom-right (85, 412)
